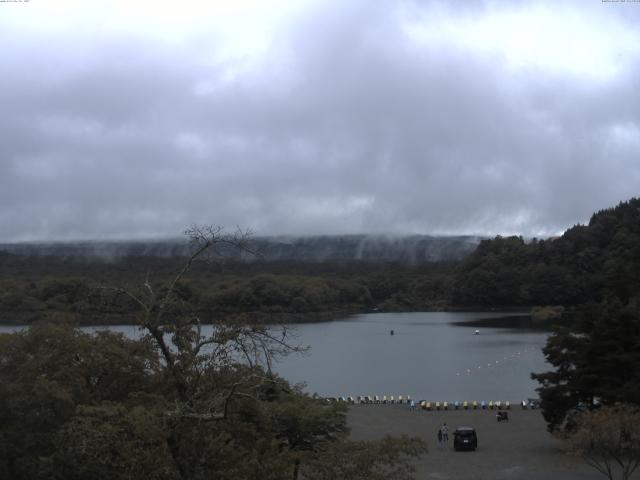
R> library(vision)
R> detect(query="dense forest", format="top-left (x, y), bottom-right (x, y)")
top-left (1, 198), bottom-right (640, 325)
top-left (0, 253), bottom-right (455, 325)
top-left (453, 198), bottom-right (640, 306)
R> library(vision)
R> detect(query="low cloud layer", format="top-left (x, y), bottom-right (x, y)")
top-left (1, 0), bottom-right (639, 241)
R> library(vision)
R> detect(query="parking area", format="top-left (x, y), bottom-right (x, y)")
top-left (347, 405), bottom-right (630, 480)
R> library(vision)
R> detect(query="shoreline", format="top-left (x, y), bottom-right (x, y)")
top-left (0, 307), bottom-right (534, 327)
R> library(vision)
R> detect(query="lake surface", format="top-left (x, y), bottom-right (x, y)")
top-left (274, 312), bottom-right (550, 402)
top-left (0, 311), bottom-right (550, 402)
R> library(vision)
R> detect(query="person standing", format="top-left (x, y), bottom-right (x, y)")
top-left (437, 428), bottom-right (443, 449)
top-left (442, 423), bottom-right (449, 444)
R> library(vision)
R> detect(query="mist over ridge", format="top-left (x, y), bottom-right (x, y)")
top-left (0, 234), bottom-right (484, 265)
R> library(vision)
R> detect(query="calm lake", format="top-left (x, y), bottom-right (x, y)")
top-left (0, 311), bottom-right (550, 402)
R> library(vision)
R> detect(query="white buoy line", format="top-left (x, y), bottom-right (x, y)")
top-left (454, 346), bottom-right (536, 377)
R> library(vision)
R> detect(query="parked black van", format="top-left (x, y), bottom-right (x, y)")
top-left (453, 427), bottom-right (478, 451)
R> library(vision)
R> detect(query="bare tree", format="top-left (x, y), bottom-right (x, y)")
top-left (566, 405), bottom-right (640, 480)
top-left (107, 225), bottom-right (306, 407)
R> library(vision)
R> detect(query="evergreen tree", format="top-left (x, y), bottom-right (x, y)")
top-left (532, 300), bottom-right (640, 432)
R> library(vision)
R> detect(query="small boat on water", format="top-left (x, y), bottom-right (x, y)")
top-left (474, 329), bottom-right (480, 335)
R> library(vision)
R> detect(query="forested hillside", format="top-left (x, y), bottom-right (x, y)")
top-left (1, 198), bottom-right (639, 324)
top-left (452, 198), bottom-right (640, 306)
top-left (0, 254), bottom-right (454, 325)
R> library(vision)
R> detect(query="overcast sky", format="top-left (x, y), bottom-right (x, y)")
top-left (1, 0), bottom-right (639, 241)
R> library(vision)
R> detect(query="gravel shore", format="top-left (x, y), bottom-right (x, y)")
top-left (348, 405), bottom-right (637, 480)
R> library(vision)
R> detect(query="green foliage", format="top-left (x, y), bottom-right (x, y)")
top-left (2, 198), bottom-right (640, 319)
top-left (453, 198), bottom-right (640, 306)
top-left (56, 402), bottom-right (177, 480)
top-left (0, 226), bottom-right (426, 480)
top-left (532, 300), bottom-right (640, 432)
top-left (0, 323), bottom-right (353, 480)
top-left (0, 259), bottom-right (456, 325)
top-left (0, 322), bottom-right (426, 480)
top-left (0, 324), bottom-right (158, 480)
top-left (565, 405), bottom-right (640, 480)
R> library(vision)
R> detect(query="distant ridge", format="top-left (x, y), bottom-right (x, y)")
top-left (0, 234), bottom-right (483, 264)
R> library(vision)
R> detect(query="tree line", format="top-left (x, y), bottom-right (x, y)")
top-left (0, 227), bottom-right (426, 480)
top-left (452, 198), bottom-right (640, 306)
top-left (0, 254), bottom-right (455, 325)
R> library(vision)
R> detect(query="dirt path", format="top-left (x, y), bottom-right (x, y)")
top-left (347, 405), bottom-right (636, 480)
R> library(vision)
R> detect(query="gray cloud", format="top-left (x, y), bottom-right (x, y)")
top-left (1, 0), bottom-right (639, 241)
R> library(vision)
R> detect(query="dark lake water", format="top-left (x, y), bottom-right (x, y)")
top-left (0, 311), bottom-right (550, 402)
top-left (274, 312), bottom-right (550, 402)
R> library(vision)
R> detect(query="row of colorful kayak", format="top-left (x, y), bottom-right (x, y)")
top-left (325, 396), bottom-right (540, 410)
top-left (420, 400), bottom-right (511, 410)
top-left (326, 395), bottom-right (412, 404)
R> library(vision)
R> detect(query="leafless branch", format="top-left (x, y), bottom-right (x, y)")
top-left (98, 286), bottom-right (150, 314)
